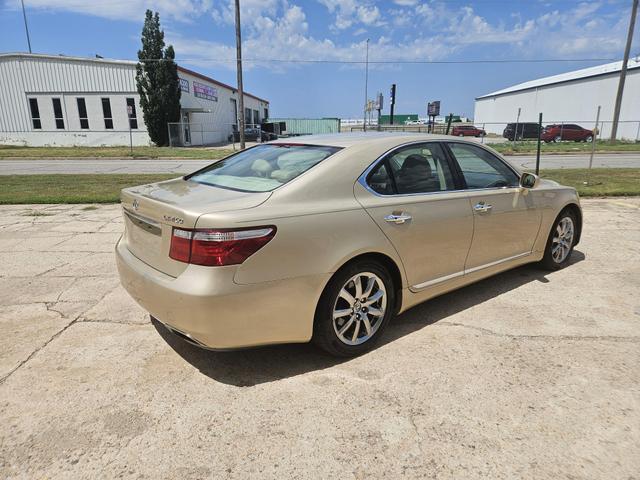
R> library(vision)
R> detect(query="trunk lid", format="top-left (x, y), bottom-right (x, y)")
top-left (120, 177), bottom-right (271, 277)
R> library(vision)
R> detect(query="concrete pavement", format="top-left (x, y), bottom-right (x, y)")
top-left (0, 153), bottom-right (639, 175)
top-left (0, 199), bottom-right (638, 479)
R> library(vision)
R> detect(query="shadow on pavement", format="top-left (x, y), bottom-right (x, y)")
top-left (153, 251), bottom-right (585, 387)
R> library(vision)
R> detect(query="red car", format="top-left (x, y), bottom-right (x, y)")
top-left (542, 124), bottom-right (594, 143)
top-left (451, 125), bottom-right (486, 137)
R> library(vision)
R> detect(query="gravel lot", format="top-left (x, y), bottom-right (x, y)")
top-left (1, 199), bottom-right (639, 479)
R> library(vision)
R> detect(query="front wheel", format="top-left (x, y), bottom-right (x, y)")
top-left (540, 210), bottom-right (578, 270)
top-left (585, 135), bottom-right (593, 143)
top-left (313, 260), bottom-right (395, 357)
top-left (554, 135), bottom-right (562, 143)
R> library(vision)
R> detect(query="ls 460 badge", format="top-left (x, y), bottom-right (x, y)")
top-left (163, 215), bottom-right (184, 225)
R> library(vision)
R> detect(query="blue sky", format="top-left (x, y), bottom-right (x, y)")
top-left (1, 0), bottom-right (638, 119)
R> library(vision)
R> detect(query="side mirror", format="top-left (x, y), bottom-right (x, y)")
top-left (520, 172), bottom-right (539, 189)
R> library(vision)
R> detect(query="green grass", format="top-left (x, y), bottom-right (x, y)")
top-left (0, 145), bottom-right (233, 160)
top-left (0, 174), bottom-right (175, 204)
top-left (0, 170), bottom-right (638, 204)
top-left (537, 168), bottom-right (640, 197)
top-left (490, 140), bottom-right (640, 155)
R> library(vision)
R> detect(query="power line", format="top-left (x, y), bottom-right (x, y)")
top-left (137, 57), bottom-right (618, 64)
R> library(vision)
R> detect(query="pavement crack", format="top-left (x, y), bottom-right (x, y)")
top-left (436, 321), bottom-right (640, 343)
top-left (78, 318), bottom-right (146, 326)
top-left (0, 317), bottom-right (79, 385)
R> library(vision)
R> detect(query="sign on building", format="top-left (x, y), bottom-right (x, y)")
top-left (193, 81), bottom-right (218, 101)
top-left (179, 78), bottom-right (189, 93)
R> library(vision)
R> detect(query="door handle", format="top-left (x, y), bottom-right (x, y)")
top-left (384, 213), bottom-right (412, 224)
top-left (473, 202), bottom-right (493, 213)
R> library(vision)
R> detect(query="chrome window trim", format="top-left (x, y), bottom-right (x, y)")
top-left (357, 139), bottom-right (521, 199)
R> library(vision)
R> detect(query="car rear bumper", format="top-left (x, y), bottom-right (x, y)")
top-left (115, 237), bottom-right (330, 349)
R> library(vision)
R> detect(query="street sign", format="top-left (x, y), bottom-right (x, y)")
top-left (428, 101), bottom-right (440, 116)
top-left (376, 93), bottom-right (383, 110)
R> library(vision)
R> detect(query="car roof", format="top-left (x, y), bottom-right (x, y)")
top-left (269, 132), bottom-right (454, 148)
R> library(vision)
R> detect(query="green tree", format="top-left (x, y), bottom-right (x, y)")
top-left (136, 10), bottom-right (181, 146)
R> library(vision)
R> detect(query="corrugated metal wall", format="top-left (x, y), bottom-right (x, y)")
top-left (0, 55), bottom-right (137, 133)
top-left (268, 118), bottom-right (341, 135)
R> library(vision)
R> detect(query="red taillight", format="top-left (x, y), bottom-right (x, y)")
top-left (170, 226), bottom-right (276, 266)
top-left (169, 228), bottom-right (192, 263)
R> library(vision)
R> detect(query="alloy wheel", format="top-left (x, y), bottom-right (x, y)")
top-left (552, 217), bottom-right (574, 263)
top-left (332, 272), bottom-right (387, 346)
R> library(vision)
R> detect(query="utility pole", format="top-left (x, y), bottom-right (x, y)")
top-left (234, 0), bottom-right (246, 149)
top-left (21, 0), bottom-right (32, 53)
top-left (363, 39), bottom-right (369, 132)
top-left (610, 0), bottom-right (638, 143)
top-left (390, 84), bottom-right (396, 125)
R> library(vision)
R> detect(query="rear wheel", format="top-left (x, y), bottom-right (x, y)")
top-left (541, 210), bottom-right (578, 270)
top-left (585, 135), bottom-right (593, 143)
top-left (313, 260), bottom-right (395, 357)
top-left (554, 135), bottom-right (562, 143)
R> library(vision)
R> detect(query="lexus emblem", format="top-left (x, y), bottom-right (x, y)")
top-left (132, 199), bottom-right (139, 211)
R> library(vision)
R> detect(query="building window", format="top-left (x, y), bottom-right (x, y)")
top-left (253, 109), bottom-right (259, 125)
top-left (245, 107), bottom-right (252, 126)
top-left (126, 98), bottom-right (138, 129)
top-left (76, 98), bottom-right (89, 129)
top-left (52, 98), bottom-right (65, 129)
top-left (264, 108), bottom-right (269, 121)
top-left (101, 98), bottom-right (113, 129)
top-left (28, 98), bottom-right (41, 129)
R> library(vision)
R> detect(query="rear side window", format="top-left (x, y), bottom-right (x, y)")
top-left (189, 144), bottom-right (341, 192)
top-left (367, 143), bottom-right (455, 195)
top-left (448, 143), bottom-right (519, 189)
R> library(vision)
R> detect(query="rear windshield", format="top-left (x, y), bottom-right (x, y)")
top-left (188, 144), bottom-right (341, 192)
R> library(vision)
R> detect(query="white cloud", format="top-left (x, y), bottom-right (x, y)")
top-left (11, 0), bottom-right (213, 22)
top-left (317, 0), bottom-right (384, 30)
top-left (7, 0), bottom-right (631, 72)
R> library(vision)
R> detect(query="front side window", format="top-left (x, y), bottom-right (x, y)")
top-left (52, 98), bottom-right (64, 129)
top-left (188, 144), bottom-right (341, 192)
top-left (101, 98), bottom-right (113, 129)
top-left (448, 143), bottom-right (519, 189)
top-left (76, 98), bottom-right (89, 129)
top-left (126, 98), bottom-right (138, 129)
top-left (28, 98), bottom-right (41, 129)
top-left (367, 143), bottom-right (455, 195)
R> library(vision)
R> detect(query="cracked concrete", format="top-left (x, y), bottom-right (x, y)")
top-left (0, 199), bottom-right (638, 479)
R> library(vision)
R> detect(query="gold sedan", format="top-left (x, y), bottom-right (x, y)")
top-left (116, 133), bottom-right (581, 356)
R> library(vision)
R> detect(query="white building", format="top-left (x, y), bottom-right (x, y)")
top-left (474, 58), bottom-right (640, 140)
top-left (0, 53), bottom-right (269, 146)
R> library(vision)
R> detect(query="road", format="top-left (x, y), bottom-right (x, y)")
top-left (0, 153), bottom-right (638, 175)
top-left (0, 199), bottom-right (638, 478)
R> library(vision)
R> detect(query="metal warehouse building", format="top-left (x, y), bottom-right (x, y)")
top-left (0, 53), bottom-right (269, 146)
top-left (474, 58), bottom-right (640, 140)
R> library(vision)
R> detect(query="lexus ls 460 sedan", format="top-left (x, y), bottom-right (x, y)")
top-left (116, 133), bottom-right (582, 357)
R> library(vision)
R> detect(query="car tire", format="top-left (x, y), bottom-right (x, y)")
top-left (540, 209), bottom-right (578, 271)
top-left (458, 133), bottom-right (464, 137)
top-left (554, 135), bottom-right (562, 143)
top-left (585, 135), bottom-right (593, 143)
top-left (313, 260), bottom-right (395, 357)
